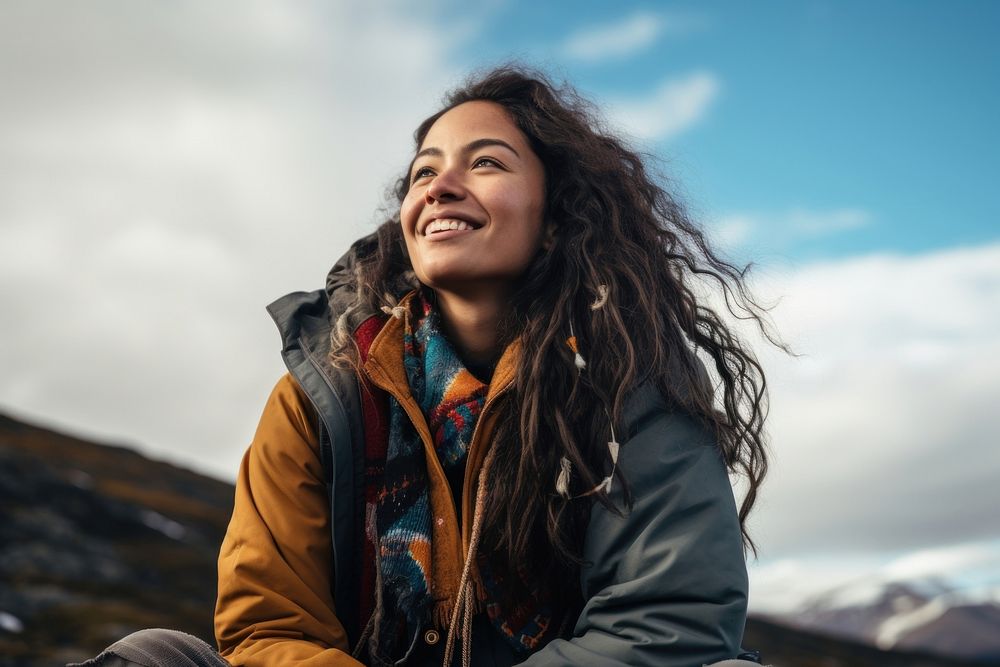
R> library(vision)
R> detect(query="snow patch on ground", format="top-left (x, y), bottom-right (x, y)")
top-left (0, 611), bottom-right (24, 633)
top-left (875, 597), bottom-right (950, 650)
top-left (66, 469), bottom-right (94, 489)
top-left (818, 575), bottom-right (890, 610)
top-left (140, 509), bottom-right (187, 540)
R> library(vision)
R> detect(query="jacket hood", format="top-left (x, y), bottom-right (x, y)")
top-left (324, 232), bottom-right (369, 327)
top-left (324, 230), bottom-right (419, 335)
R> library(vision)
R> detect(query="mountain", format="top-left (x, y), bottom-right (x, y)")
top-left (0, 412), bottom-right (233, 666)
top-left (0, 409), bottom-right (994, 667)
top-left (768, 575), bottom-right (1000, 662)
top-left (743, 615), bottom-right (995, 667)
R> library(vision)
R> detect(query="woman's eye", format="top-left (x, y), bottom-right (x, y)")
top-left (473, 157), bottom-right (501, 169)
top-left (411, 167), bottom-right (434, 182)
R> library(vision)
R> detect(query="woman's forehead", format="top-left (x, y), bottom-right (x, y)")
top-left (418, 101), bottom-right (527, 152)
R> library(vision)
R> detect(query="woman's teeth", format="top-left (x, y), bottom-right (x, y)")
top-left (425, 219), bottom-right (475, 236)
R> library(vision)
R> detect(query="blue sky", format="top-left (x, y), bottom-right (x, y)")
top-left (1, 0), bottom-right (998, 619)
top-left (455, 1), bottom-right (999, 261)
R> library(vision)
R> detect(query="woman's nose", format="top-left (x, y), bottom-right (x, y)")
top-left (425, 168), bottom-right (465, 203)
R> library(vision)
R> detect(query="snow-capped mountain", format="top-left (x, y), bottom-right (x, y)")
top-left (771, 574), bottom-right (1000, 662)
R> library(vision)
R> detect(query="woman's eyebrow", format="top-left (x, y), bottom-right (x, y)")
top-left (414, 138), bottom-right (521, 161)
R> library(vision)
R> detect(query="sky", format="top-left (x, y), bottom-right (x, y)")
top-left (2, 0), bottom-right (998, 615)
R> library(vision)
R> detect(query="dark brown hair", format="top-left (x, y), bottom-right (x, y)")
top-left (334, 65), bottom-right (776, 613)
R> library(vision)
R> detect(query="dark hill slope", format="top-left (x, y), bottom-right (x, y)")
top-left (1, 411), bottom-right (991, 666)
top-left (744, 615), bottom-right (992, 667)
top-left (0, 412), bottom-right (233, 666)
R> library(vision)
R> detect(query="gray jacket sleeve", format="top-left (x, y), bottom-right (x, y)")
top-left (521, 385), bottom-right (748, 667)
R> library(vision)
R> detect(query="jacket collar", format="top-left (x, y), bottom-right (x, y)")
top-left (362, 290), bottom-right (519, 405)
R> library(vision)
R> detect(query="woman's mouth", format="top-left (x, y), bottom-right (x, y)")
top-left (424, 219), bottom-right (480, 236)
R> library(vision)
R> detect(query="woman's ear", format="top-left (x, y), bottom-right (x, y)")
top-left (541, 221), bottom-right (557, 251)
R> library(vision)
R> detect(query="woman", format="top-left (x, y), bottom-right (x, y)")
top-left (77, 67), bottom-right (770, 667)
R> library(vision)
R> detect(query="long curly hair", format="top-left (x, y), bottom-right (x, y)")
top-left (332, 65), bottom-right (775, 614)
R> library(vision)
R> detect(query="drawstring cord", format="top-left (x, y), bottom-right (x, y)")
top-left (361, 283), bottom-right (613, 664)
top-left (443, 442), bottom-right (499, 667)
top-left (351, 614), bottom-right (376, 661)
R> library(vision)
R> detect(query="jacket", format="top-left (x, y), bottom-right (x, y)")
top-left (214, 253), bottom-right (749, 666)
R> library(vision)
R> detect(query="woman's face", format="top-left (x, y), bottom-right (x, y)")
top-left (400, 100), bottom-right (547, 299)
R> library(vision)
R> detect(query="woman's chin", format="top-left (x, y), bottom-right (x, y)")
top-left (417, 273), bottom-right (513, 301)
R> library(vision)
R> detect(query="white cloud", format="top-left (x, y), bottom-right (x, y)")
top-left (606, 71), bottom-right (720, 141)
top-left (748, 555), bottom-right (884, 614)
top-left (709, 207), bottom-right (873, 252)
top-left (0, 0), bottom-right (469, 479)
top-left (749, 538), bottom-right (1000, 614)
top-left (559, 10), bottom-right (706, 62)
top-left (561, 12), bottom-right (664, 62)
top-left (786, 207), bottom-right (871, 235)
top-left (883, 541), bottom-right (1000, 585)
top-left (741, 243), bottom-right (1000, 558)
top-left (711, 214), bottom-right (756, 248)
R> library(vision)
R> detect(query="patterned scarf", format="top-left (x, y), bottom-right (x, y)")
top-left (370, 295), bottom-right (488, 662)
top-left (365, 294), bottom-right (560, 664)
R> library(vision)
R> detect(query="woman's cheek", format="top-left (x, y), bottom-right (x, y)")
top-left (399, 197), bottom-right (417, 234)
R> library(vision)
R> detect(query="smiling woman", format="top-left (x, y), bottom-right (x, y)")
top-left (74, 66), bottom-right (773, 667)
top-left (401, 101), bottom-right (548, 368)
top-left (402, 102), bottom-right (547, 287)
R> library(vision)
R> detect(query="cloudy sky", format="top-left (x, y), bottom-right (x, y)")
top-left (2, 1), bottom-right (998, 613)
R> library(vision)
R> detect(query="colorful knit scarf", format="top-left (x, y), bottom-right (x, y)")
top-left (365, 294), bottom-right (559, 664)
top-left (370, 295), bottom-right (488, 663)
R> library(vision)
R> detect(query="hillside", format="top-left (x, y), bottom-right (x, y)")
top-left (0, 412), bottom-right (233, 665)
top-left (769, 577), bottom-right (1000, 661)
top-left (743, 616), bottom-right (991, 667)
top-left (0, 410), bottom-right (992, 666)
